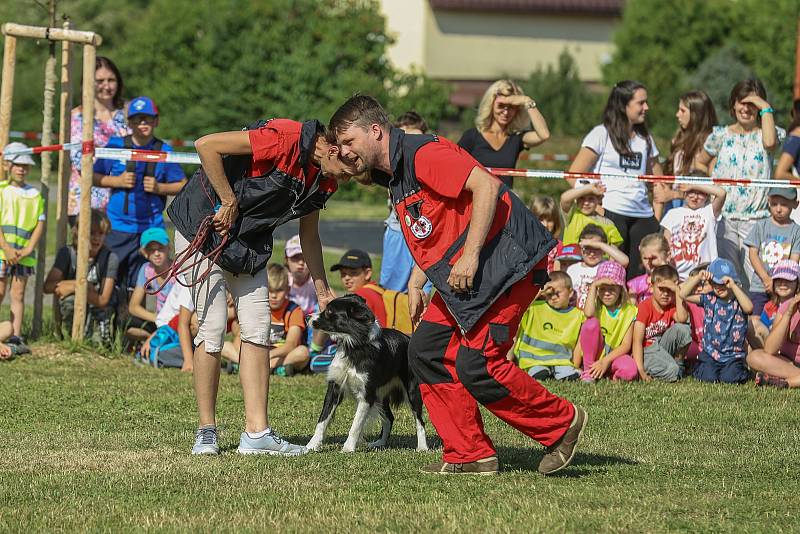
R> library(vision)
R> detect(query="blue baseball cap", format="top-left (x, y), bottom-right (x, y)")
top-left (708, 258), bottom-right (740, 285)
top-left (128, 96), bottom-right (159, 118)
top-left (140, 227), bottom-right (169, 248)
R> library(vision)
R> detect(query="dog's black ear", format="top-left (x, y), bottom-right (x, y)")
top-left (351, 294), bottom-right (367, 305)
top-left (350, 298), bottom-right (375, 323)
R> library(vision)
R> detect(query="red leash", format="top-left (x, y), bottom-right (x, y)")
top-left (145, 173), bottom-right (231, 295)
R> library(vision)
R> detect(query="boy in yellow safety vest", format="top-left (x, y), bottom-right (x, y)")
top-left (0, 143), bottom-right (45, 346)
top-left (510, 271), bottom-right (585, 381)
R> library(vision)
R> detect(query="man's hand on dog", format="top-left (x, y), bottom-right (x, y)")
top-left (317, 288), bottom-right (337, 311)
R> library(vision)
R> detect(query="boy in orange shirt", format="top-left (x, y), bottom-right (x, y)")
top-left (267, 263), bottom-right (309, 376)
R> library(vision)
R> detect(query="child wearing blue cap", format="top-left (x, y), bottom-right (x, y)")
top-left (126, 227), bottom-right (174, 342)
top-left (680, 258), bottom-right (753, 384)
top-left (92, 96), bottom-right (187, 291)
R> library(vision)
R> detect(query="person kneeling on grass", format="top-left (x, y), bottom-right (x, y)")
top-left (747, 292), bottom-right (800, 389)
top-left (44, 209), bottom-right (118, 345)
top-left (510, 271), bottom-right (583, 381)
top-left (632, 265), bottom-right (691, 382)
top-left (138, 282), bottom-right (196, 372)
top-left (680, 258), bottom-right (752, 384)
top-left (266, 263), bottom-right (309, 376)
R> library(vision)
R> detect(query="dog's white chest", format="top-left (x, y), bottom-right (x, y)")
top-left (326, 350), bottom-right (367, 394)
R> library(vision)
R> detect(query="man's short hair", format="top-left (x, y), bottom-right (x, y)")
top-left (329, 94), bottom-right (391, 135)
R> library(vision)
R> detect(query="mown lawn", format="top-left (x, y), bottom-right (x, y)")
top-left (0, 345), bottom-right (797, 532)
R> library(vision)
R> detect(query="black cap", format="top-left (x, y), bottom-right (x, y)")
top-left (330, 249), bottom-right (372, 271)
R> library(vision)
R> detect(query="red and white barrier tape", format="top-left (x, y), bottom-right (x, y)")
top-left (9, 130), bottom-right (197, 147)
top-left (3, 142), bottom-right (793, 188)
top-left (486, 168), bottom-right (800, 189)
top-left (4, 141), bottom-right (201, 165)
top-left (526, 153), bottom-right (574, 162)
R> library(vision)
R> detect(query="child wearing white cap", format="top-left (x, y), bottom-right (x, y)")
top-left (284, 234), bottom-right (317, 316)
top-left (0, 143), bottom-right (46, 346)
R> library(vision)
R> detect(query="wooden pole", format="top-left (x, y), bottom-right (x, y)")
top-left (0, 34), bottom-right (17, 181)
top-left (795, 16), bottom-right (800, 100)
top-left (1, 23), bottom-right (102, 46)
top-left (32, 2), bottom-right (58, 340)
top-left (71, 43), bottom-right (95, 341)
top-left (54, 20), bottom-right (72, 338)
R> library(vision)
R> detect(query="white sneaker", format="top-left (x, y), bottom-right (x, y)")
top-left (191, 426), bottom-right (220, 455)
top-left (237, 428), bottom-right (308, 456)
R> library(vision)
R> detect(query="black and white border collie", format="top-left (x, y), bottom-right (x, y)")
top-left (306, 294), bottom-right (428, 452)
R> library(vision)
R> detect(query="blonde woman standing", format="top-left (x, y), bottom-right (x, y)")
top-left (458, 79), bottom-right (550, 188)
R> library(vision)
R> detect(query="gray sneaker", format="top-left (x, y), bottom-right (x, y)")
top-left (237, 428), bottom-right (308, 456)
top-left (191, 426), bottom-right (220, 455)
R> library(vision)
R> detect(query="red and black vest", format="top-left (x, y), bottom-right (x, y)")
top-left (373, 128), bottom-right (556, 333)
top-left (168, 119), bottom-right (335, 275)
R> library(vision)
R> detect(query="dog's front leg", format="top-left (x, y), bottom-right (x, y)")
top-left (341, 398), bottom-right (373, 453)
top-left (307, 381), bottom-right (343, 451)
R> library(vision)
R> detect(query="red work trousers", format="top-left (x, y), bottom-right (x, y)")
top-left (408, 270), bottom-right (575, 464)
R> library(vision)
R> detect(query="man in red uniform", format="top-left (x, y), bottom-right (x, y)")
top-left (330, 95), bottom-right (587, 475)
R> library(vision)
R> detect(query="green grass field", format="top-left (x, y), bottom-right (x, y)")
top-left (1, 345), bottom-right (798, 532)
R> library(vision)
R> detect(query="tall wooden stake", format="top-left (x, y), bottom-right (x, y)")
top-left (0, 34), bottom-right (17, 181)
top-left (71, 43), bottom-right (96, 341)
top-left (54, 20), bottom-right (72, 338)
top-left (32, 0), bottom-right (59, 339)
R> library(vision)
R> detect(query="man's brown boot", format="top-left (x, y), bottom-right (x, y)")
top-left (537, 405), bottom-right (587, 475)
top-left (420, 456), bottom-right (500, 475)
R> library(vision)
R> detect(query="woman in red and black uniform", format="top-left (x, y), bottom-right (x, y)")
top-left (169, 119), bottom-right (357, 456)
top-left (330, 95), bottom-right (586, 476)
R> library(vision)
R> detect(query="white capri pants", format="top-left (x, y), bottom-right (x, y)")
top-left (175, 232), bottom-right (271, 353)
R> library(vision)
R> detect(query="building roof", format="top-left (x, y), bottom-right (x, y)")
top-left (428, 0), bottom-right (624, 15)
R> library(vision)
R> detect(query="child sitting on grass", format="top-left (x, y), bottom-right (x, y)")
top-left (680, 258), bottom-right (752, 384)
top-left (566, 224), bottom-right (629, 309)
top-left (579, 260), bottom-right (638, 382)
top-left (267, 263), bottom-right (309, 376)
top-left (126, 227), bottom-right (174, 342)
top-left (44, 209), bottom-right (118, 345)
top-left (0, 143), bottom-right (46, 346)
top-left (138, 282), bottom-right (196, 372)
top-left (529, 195), bottom-right (562, 272)
top-left (628, 233), bottom-right (671, 305)
top-left (0, 320), bottom-right (30, 360)
top-left (747, 292), bottom-right (800, 388)
top-left (560, 181), bottom-right (622, 247)
top-left (632, 265), bottom-right (691, 382)
top-left (511, 271), bottom-right (584, 381)
top-left (749, 259), bottom-right (799, 349)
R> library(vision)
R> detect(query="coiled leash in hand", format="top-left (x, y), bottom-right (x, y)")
top-left (144, 175), bottom-right (231, 294)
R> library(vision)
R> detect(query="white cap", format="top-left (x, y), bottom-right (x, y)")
top-left (3, 142), bottom-right (36, 166)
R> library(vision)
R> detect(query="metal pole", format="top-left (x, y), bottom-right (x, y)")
top-left (71, 43), bottom-right (95, 341)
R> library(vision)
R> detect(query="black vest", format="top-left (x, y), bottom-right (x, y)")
top-left (167, 119), bottom-right (334, 275)
top-left (375, 128), bottom-right (555, 332)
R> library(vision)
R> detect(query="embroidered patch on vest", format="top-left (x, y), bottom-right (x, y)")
top-left (405, 200), bottom-right (432, 239)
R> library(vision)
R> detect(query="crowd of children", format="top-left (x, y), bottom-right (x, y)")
top-left (4, 77), bottom-right (800, 392)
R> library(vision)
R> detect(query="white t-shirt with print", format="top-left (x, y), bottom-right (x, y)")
top-left (581, 125), bottom-right (659, 218)
top-left (567, 262), bottom-right (599, 309)
top-left (660, 204), bottom-right (718, 280)
top-left (155, 282), bottom-right (195, 328)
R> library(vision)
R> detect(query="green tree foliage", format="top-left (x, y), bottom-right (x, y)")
top-left (688, 45), bottom-right (754, 123)
top-left (2, 0), bottom-right (453, 141)
top-left (604, 0), bottom-right (798, 137)
top-left (520, 49), bottom-right (604, 136)
top-left (603, 0), bottom-right (733, 137)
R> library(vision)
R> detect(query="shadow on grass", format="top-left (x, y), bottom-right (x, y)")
top-left (498, 446), bottom-right (638, 477)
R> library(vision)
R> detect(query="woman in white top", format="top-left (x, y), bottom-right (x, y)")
top-left (568, 80), bottom-right (662, 277)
